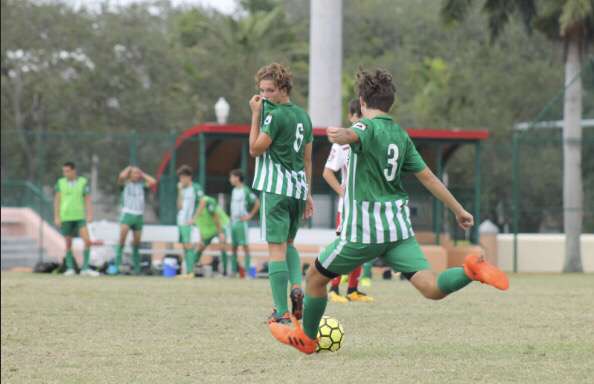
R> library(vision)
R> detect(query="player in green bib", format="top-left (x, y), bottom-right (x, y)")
top-left (249, 63), bottom-right (314, 323)
top-left (192, 195), bottom-right (231, 276)
top-left (108, 165), bottom-right (156, 275)
top-left (270, 68), bottom-right (509, 354)
top-left (229, 169), bottom-right (260, 277)
top-left (176, 165), bottom-right (204, 278)
top-left (53, 161), bottom-right (97, 276)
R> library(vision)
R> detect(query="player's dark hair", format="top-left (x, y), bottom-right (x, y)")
top-left (356, 68), bottom-right (396, 113)
top-left (63, 161), bottom-right (76, 170)
top-left (255, 63), bottom-right (293, 95)
top-left (348, 99), bottom-right (362, 118)
top-left (230, 169), bottom-right (244, 182)
top-left (177, 165), bottom-right (193, 177)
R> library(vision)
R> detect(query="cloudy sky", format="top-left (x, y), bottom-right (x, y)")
top-left (65, 0), bottom-right (237, 14)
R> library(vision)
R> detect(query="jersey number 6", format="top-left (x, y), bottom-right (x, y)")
top-left (293, 123), bottom-right (304, 152)
top-left (384, 144), bottom-right (399, 181)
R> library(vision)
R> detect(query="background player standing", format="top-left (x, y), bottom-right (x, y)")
top-left (249, 63), bottom-right (314, 323)
top-left (108, 165), bottom-right (156, 275)
top-left (54, 161), bottom-right (97, 276)
top-left (229, 169), bottom-right (260, 277)
top-left (270, 68), bottom-right (508, 354)
top-left (323, 99), bottom-right (374, 303)
top-left (176, 165), bottom-right (204, 277)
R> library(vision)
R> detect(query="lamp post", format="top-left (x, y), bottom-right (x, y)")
top-left (214, 97), bottom-right (230, 124)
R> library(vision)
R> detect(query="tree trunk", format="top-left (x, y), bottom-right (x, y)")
top-left (562, 36), bottom-right (583, 273)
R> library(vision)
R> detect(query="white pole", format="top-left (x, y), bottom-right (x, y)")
top-left (308, 0), bottom-right (343, 128)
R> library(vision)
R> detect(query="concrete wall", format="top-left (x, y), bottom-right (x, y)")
top-left (497, 234), bottom-right (594, 272)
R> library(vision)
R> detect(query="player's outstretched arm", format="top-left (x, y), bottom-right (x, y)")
top-left (414, 167), bottom-right (473, 230)
top-left (141, 170), bottom-right (157, 188)
top-left (117, 166), bottom-right (132, 184)
top-left (327, 127), bottom-right (359, 145)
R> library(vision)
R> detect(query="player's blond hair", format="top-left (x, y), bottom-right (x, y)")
top-left (255, 63), bottom-right (293, 95)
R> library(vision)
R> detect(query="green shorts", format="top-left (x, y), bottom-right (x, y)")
top-left (231, 221), bottom-right (248, 246)
top-left (200, 224), bottom-right (231, 246)
top-left (120, 213), bottom-right (144, 231)
top-left (260, 192), bottom-right (305, 243)
top-left (60, 220), bottom-right (86, 237)
top-left (316, 237), bottom-right (430, 278)
top-left (178, 225), bottom-right (193, 244)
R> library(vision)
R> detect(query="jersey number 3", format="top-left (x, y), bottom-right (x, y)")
top-left (384, 144), bottom-right (399, 181)
top-left (293, 123), bottom-right (304, 152)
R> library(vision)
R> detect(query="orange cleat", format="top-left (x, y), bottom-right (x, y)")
top-left (268, 315), bottom-right (318, 355)
top-left (464, 254), bottom-right (509, 291)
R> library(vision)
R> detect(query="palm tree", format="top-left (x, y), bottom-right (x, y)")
top-left (441, 0), bottom-right (594, 272)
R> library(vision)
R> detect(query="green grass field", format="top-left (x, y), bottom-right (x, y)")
top-left (2, 272), bottom-right (593, 384)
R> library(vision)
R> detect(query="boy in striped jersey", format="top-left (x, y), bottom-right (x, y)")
top-left (270, 68), bottom-right (509, 354)
top-left (249, 63), bottom-right (314, 323)
top-left (109, 165), bottom-right (156, 275)
top-left (323, 99), bottom-right (373, 303)
top-left (176, 165), bottom-right (204, 278)
top-left (229, 169), bottom-right (260, 276)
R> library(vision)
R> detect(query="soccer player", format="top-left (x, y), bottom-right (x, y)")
top-left (192, 195), bottom-right (231, 276)
top-left (176, 165), bottom-right (204, 277)
top-left (229, 169), bottom-right (260, 277)
top-left (323, 99), bottom-right (373, 303)
top-left (108, 165), bottom-right (156, 275)
top-left (54, 161), bottom-right (98, 276)
top-left (248, 63), bottom-right (314, 323)
top-left (270, 68), bottom-right (509, 354)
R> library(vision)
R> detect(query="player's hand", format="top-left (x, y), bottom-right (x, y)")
top-left (327, 127), bottom-right (346, 144)
top-left (304, 195), bottom-right (314, 220)
top-left (218, 232), bottom-right (226, 243)
top-left (187, 219), bottom-right (194, 225)
top-left (339, 186), bottom-right (345, 198)
top-left (240, 214), bottom-right (251, 222)
top-left (249, 95), bottom-right (263, 114)
top-left (455, 209), bottom-right (474, 230)
top-left (54, 217), bottom-right (61, 227)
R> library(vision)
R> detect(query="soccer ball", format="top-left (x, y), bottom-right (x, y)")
top-left (316, 316), bottom-right (344, 352)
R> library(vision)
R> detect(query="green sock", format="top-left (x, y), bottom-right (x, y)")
top-left (244, 253), bottom-right (251, 273)
top-left (268, 260), bottom-right (289, 315)
top-left (437, 267), bottom-right (472, 294)
top-left (221, 250), bottom-right (228, 275)
top-left (363, 262), bottom-right (373, 279)
top-left (231, 251), bottom-right (238, 274)
top-left (185, 249), bottom-right (195, 274)
top-left (132, 246), bottom-right (141, 274)
top-left (65, 250), bottom-right (74, 270)
top-left (286, 244), bottom-right (302, 286)
top-left (82, 249), bottom-right (90, 270)
top-left (303, 295), bottom-right (327, 340)
top-left (115, 245), bottom-right (123, 269)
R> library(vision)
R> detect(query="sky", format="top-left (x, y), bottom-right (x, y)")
top-left (64, 0), bottom-right (238, 14)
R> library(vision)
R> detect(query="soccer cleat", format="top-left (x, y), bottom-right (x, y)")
top-left (268, 315), bottom-right (318, 355)
top-left (80, 269), bottom-right (100, 277)
top-left (346, 291), bottom-right (374, 303)
top-left (359, 277), bottom-right (371, 288)
top-left (329, 291), bottom-right (349, 304)
top-left (63, 269), bottom-right (76, 276)
top-left (267, 310), bottom-right (291, 325)
top-left (463, 254), bottom-right (509, 291)
top-left (176, 273), bottom-right (194, 280)
top-left (290, 286), bottom-right (304, 320)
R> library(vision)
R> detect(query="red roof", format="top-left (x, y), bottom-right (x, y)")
top-left (155, 123), bottom-right (488, 181)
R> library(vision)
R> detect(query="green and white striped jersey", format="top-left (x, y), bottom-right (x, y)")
top-left (252, 99), bottom-right (313, 200)
top-left (120, 181), bottom-right (148, 215)
top-left (230, 185), bottom-right (257, 223)
top-left (341, 115), bottom-right (427, 244)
